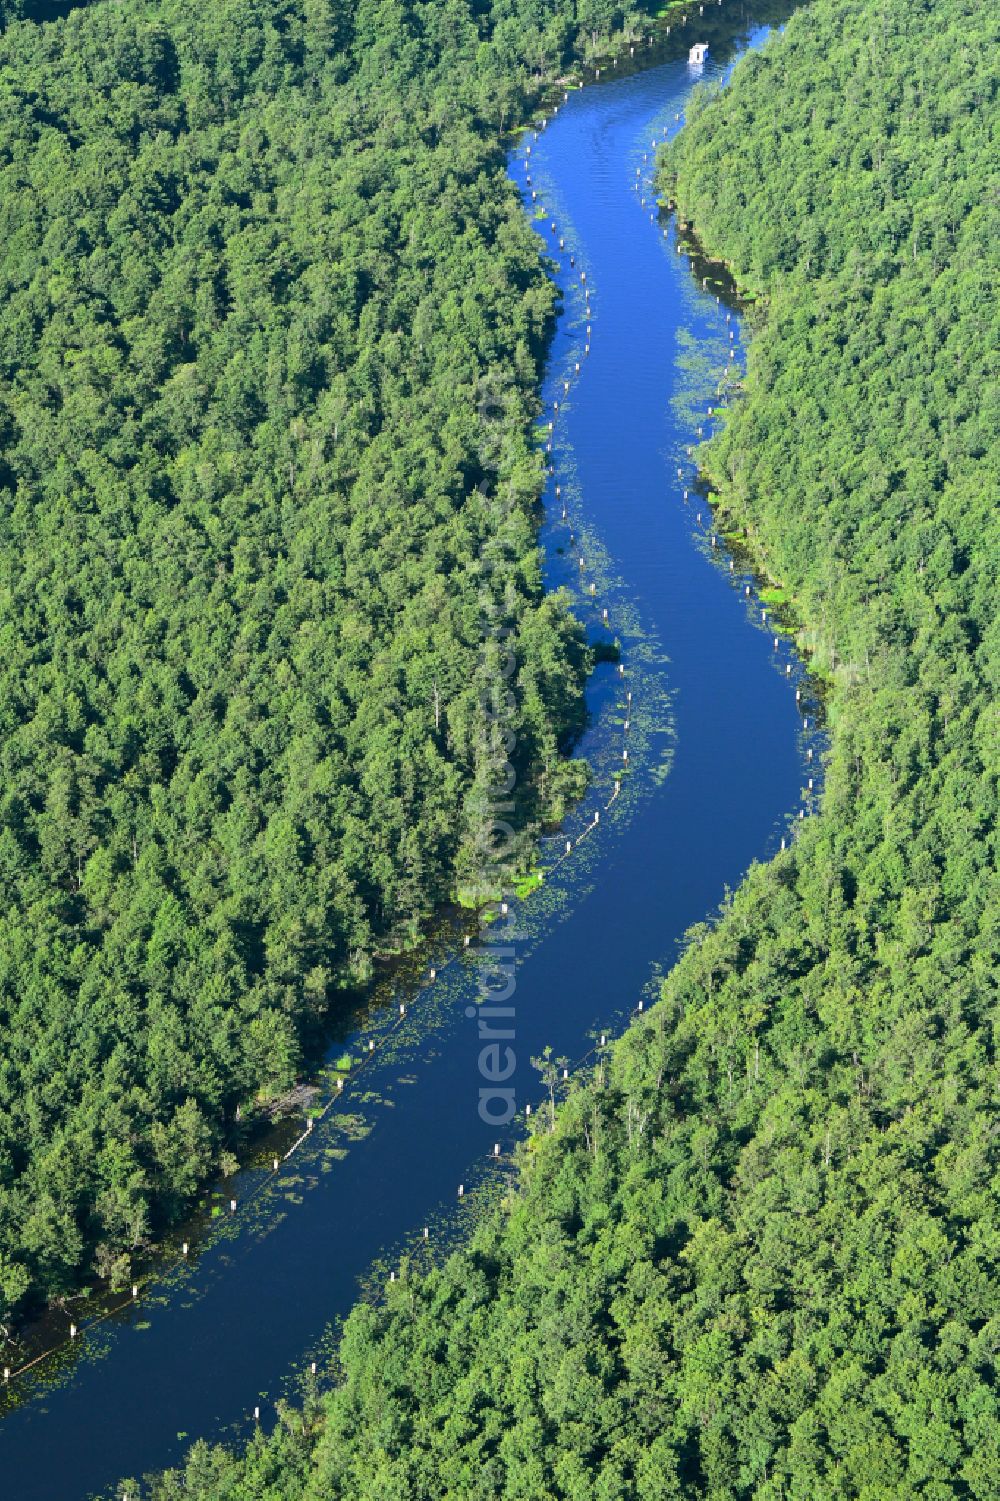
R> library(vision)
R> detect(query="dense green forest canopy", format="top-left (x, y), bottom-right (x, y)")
top-left (136, 0), bottom-right (999, 1495)
top-left (0, 0), bottom-right (665, 1326)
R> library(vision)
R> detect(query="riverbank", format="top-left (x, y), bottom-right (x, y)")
top-left (0, 11), bottom-right (812, 1495)
top-left (109, 0), bottom-right (1000, 1493)
top-left (0, 0), bottom-right (602, 1352)
top-left (0, 0), bottom-right (739, 1362)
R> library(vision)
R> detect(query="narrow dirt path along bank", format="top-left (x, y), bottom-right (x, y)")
top-left (0, 9), bottom-right (814, 1498)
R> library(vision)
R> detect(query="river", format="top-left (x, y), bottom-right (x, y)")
top-left (0, 6), bottom-right (810, 1496)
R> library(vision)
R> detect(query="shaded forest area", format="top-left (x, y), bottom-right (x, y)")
top-left (134, 0), bottom-right (1000, 1495)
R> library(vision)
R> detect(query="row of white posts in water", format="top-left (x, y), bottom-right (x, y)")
top-left (680, 380), bottom-right (820, 840)
top-left (526, 144), bottom-right (636, 803)
top-left (2, 957), bottom-right (439, 1381)
top-left (394, 10), bottom-right (805, 1391)
top-left (225, 909), bottom-right (662, 1424)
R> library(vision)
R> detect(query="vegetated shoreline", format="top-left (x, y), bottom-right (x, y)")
top-left (0, 0), bottom-right (691, 1377)
top-left (93, 17), bottom-right (828, 1498)
top-left (0, 0), bottom-right (611, 1346)
top-left (1, 898), bottom-right (457, 1380)
top-left (3, 722), bottom-right (601, 1386)
top-left (3, 67), bottom-right (648, 1404)
top-left (0, 0), bottom-right (777, 1365)
top-left (0, 78), bottom-right (610, 1382)
top-left (116, 0), bottom-right (1000, 1492)
top-left (668, 213), bottom-right (824, 691)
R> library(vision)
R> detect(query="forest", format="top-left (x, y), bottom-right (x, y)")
top-left (0, 0), bottom-right (663, 1326)
top-left (126, 0), bottom-right (999, 1494)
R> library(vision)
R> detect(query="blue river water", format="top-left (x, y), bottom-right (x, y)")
top-left (0, 9), bottom-right (811, 1497)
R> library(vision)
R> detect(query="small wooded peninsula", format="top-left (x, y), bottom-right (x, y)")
top-left (0, 0), bottom-right (997, 1495)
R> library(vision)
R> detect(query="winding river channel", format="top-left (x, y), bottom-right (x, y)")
top-left (1, 6), bottom-right (812, 1496)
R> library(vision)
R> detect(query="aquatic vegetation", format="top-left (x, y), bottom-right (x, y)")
top-left (143, 0), bottom-right (1000, 1494)
top-left (0, 0), bottom-right (596, 1329)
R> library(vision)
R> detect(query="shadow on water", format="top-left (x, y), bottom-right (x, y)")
top-left (0, 4), bottom-right (812, 1496)
top-left (2, 0), bottom-right (84, 24)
